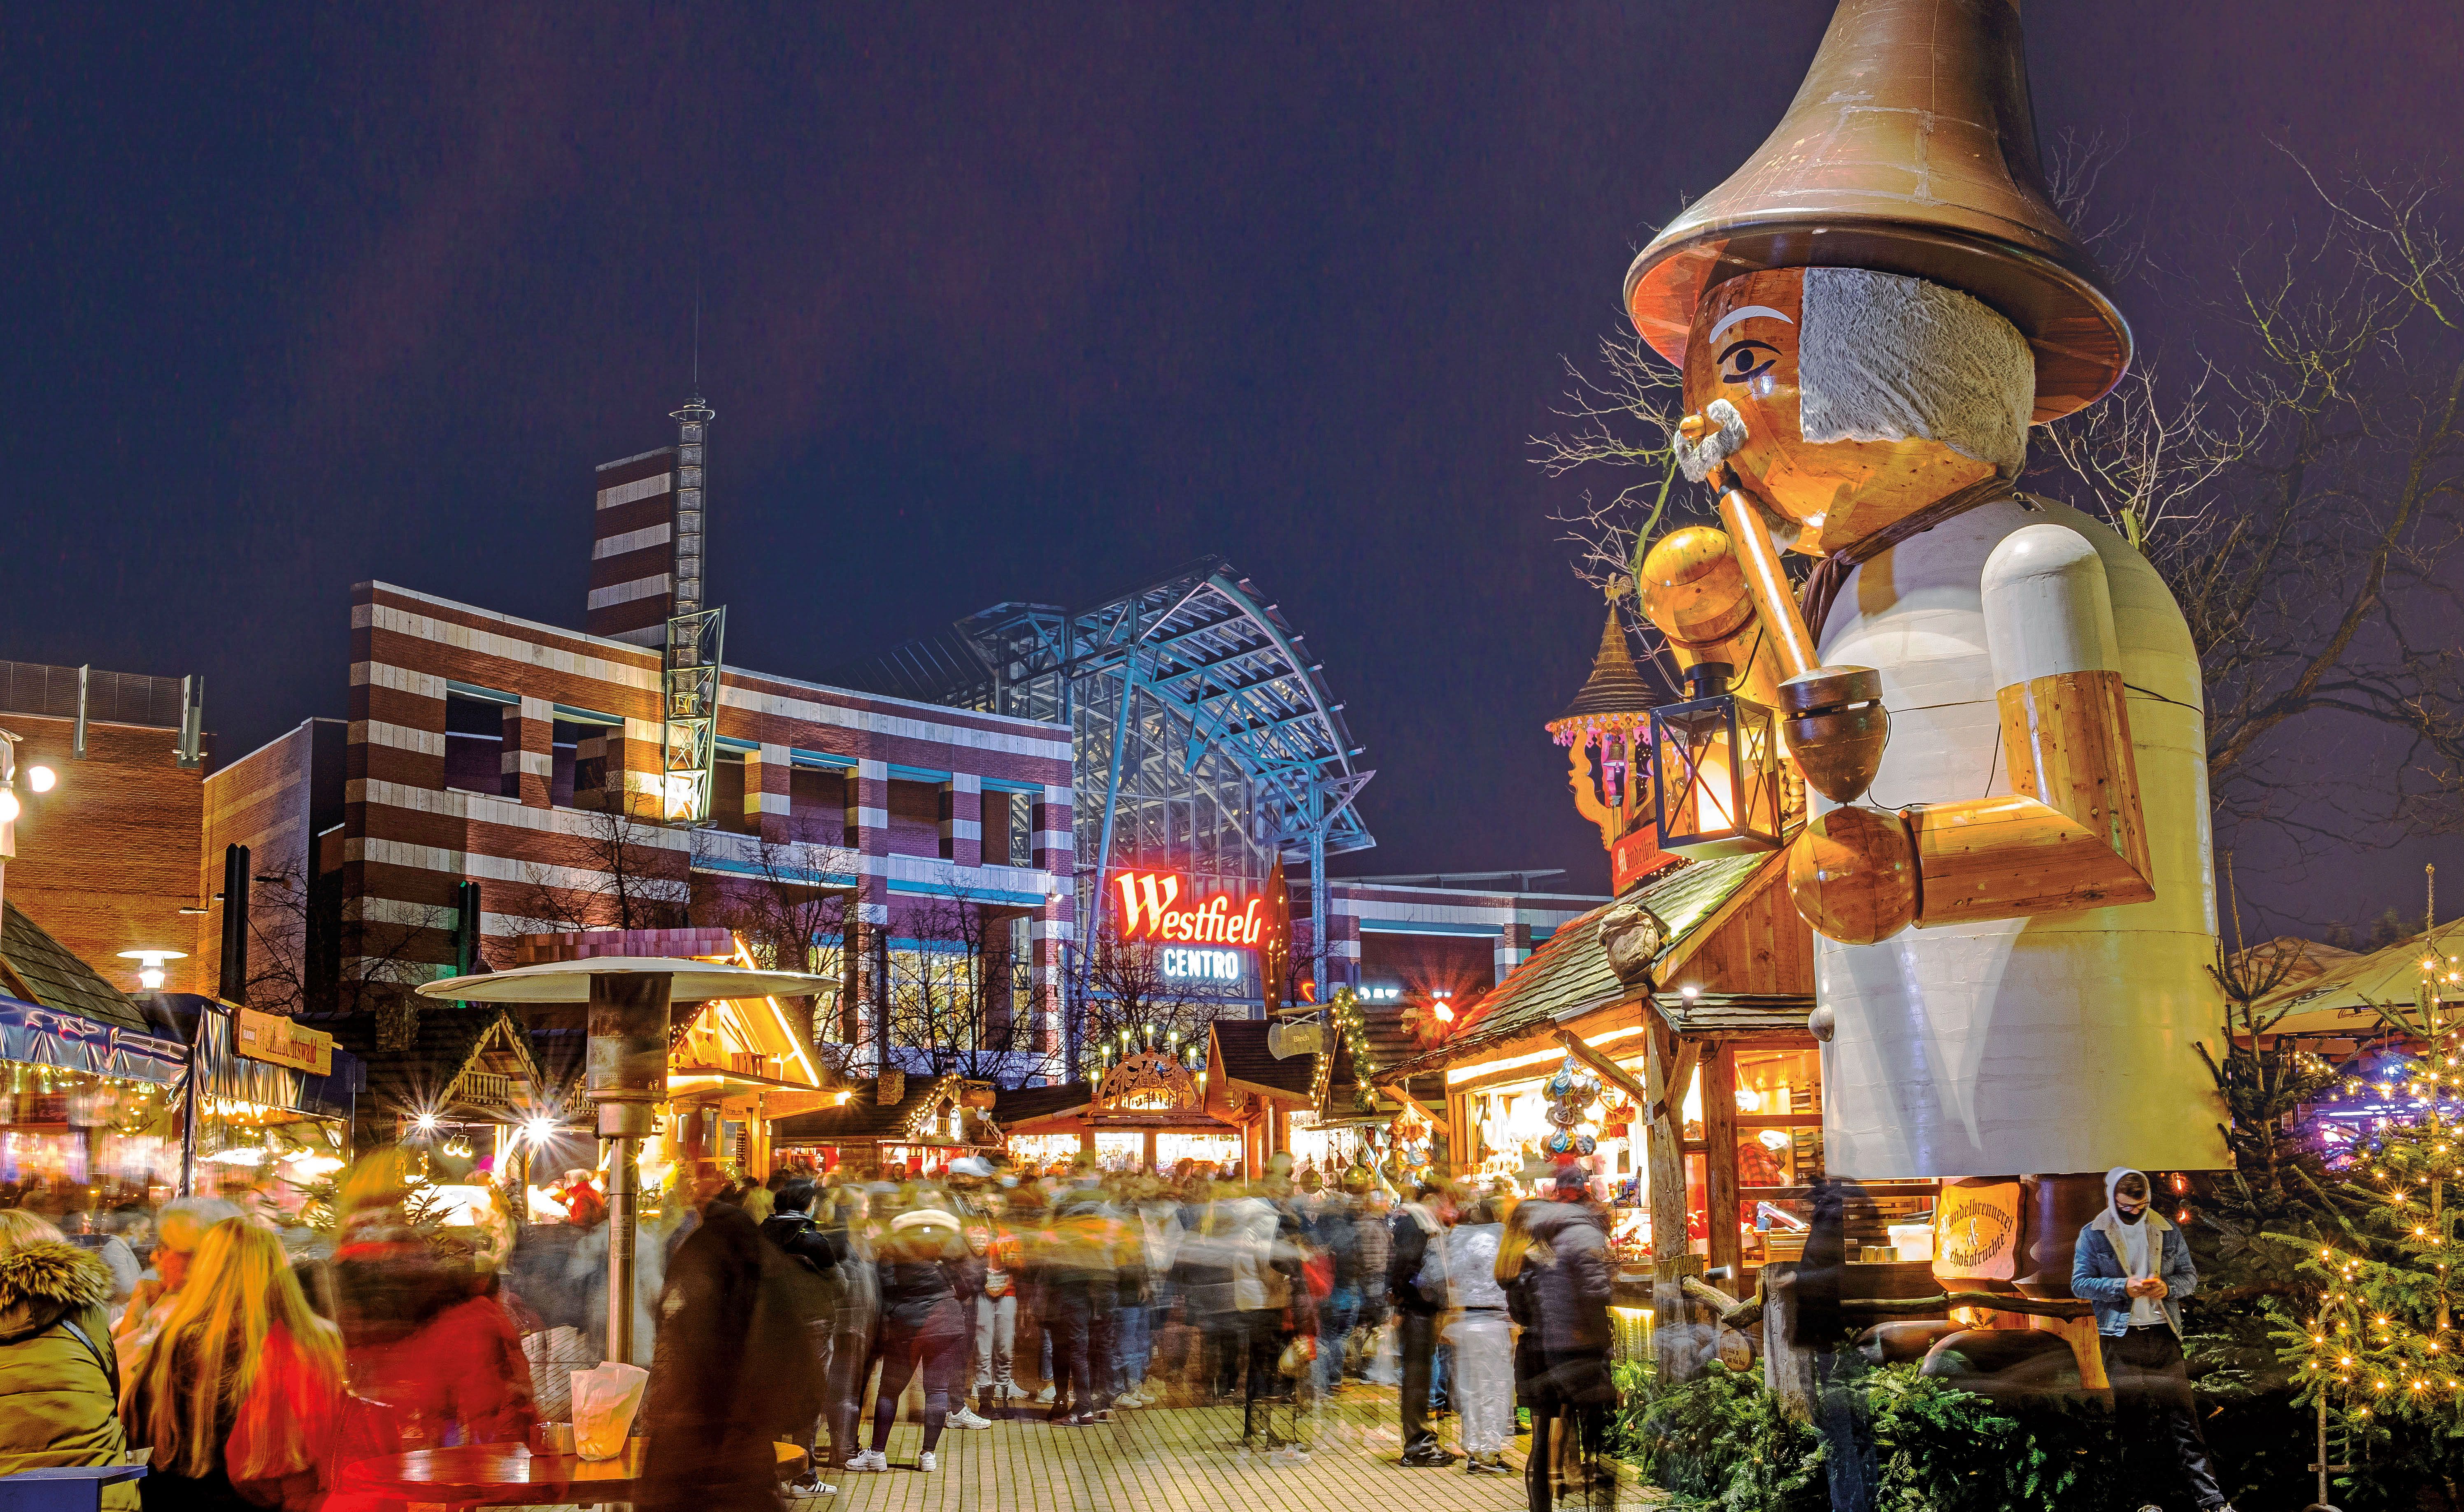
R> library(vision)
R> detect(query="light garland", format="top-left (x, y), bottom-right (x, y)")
top-left (2276, 945), bottom-right (2464, 1430)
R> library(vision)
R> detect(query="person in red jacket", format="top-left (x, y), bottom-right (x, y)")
top-left (328, 1150), bottom-right (537, 1450)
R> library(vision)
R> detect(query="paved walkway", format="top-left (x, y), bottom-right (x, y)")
top-left (793, 1389), bottom-right (1542, 1512)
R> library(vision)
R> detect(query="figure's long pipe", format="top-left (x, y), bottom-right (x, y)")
top-left (1712, 481), bottom-right (1820, 683)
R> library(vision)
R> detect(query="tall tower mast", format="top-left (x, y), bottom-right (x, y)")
top-left (669, 393), bottom-right (715, 618)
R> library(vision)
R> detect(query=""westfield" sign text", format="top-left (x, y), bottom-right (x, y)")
top-left (1112, 871), bottom-right (1266, 946)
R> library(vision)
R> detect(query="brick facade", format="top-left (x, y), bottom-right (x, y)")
top-left (215, 581), bottom-right (1080, 1073)
top-left (0, 707), bottom-right (207, 995)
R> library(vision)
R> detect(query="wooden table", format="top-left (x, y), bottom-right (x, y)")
top-left (333, 1441), bottom-right (806, 1507)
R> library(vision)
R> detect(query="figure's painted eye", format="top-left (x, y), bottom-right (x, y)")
top-left (1718, 339), bottom-right (1779, 384)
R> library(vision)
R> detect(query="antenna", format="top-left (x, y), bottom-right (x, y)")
top-left (691, 273), bottom-right (702, 390)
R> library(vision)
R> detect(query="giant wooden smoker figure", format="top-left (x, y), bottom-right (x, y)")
top-left (1628, 0), bottom-right (2228, 1311)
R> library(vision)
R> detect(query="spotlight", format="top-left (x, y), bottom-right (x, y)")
top-left (26, 766), bottom-right (56, 794)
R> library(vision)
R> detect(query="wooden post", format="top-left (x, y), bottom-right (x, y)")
top-left (1759, 1264), bottom-right (1815, 1414)
top-left (1645, 1024), bottom-right (1703, 1381)
top-left (1703, 1041), bottom-right (1742, 1280)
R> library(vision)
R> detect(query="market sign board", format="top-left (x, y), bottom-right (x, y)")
top-left (234, 1007), bottom-right (335, 1077)
top-left (1933, 1178), bottom-right (2022, 1281)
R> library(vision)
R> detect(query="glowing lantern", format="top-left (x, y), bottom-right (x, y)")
top-left (1651, 662), bottom-right (1783, 856)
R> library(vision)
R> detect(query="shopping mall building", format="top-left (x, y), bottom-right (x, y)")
top-left (190, 394), bottom-right (1597, 1113)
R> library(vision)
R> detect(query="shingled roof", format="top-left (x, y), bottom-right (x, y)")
top-left (772, 1073), bottom-right (993, 1145)
top-left (1212, 1019), bottom-right (1312, 1098)
top-left (1375, 850), bottom-right (1785, 1085)
top-left (1, 901), bottom-right (150, 1032)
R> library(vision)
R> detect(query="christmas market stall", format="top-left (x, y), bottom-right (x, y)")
top-left (769, 1069), bottom-right (999, 1181)
top-left (1204, 1019), bottom-right (1315, 1179)
top-left (0, 901), bottom-right (191, 1208)
top-left (1309, 982), bottom-right (1450, 1191)
top-left (995, 1039), bottom-right (1246, 1176)
top-left (336, 1003), bottom-right (540, 1222)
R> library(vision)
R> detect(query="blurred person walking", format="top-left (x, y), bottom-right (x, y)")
top-left (1349, 1181), bottom-right (1391, 1380)
top-left (755, 1182), bottom-right (845, 1496)
top-left (851, 1206), bottom-right (976, 1472)
top-left (1503, 1169), bottom-right (1614, 1512)
top-left (124, 1219), bottom-right (345, 1512)
top-left (328, 1150), bottom-right (536, 1449)
top-left (962, 1196), bottom-right (1021, 1417)
top-left (1388, 1178), bottom-right (1454, 1466)
top-left (1445, 1197), bottom-right (1514, 1477)
top-left (638, 1203), bottom-right (831, 1512)
top-left (817, 1186), bottom-right (881, 1475)
top-left (113, 1199), bottom-right (244, 1360)
top-left (0, 1210), bottom-right (138, 1510)
top-left (1305, 1172), bottom-right (1364, 1398)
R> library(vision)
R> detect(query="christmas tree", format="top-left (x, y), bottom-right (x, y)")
top-left (2268, 934), bottom-right (2464, 1464)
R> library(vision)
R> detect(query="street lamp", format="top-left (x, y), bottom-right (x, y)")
top-left (116, 949), bottom-right (188, 992)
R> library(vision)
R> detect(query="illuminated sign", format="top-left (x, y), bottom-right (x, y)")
top-left (1161, 947), bottom-right (1247, 983)
top-left (1112, 872), bottom-right (1265, 946)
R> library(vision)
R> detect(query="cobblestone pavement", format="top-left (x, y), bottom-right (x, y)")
top-left (792, 1387), bottom-right (1540, 1512)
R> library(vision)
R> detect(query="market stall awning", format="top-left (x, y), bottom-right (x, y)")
top-left (0, 996), bottom-right (186, 1083)
top-left (2252, 920), bottom-right (2464, 1035)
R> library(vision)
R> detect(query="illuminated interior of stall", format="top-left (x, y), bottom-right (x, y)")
top-left (0, 1066), bottom-right (185, 1205)
top-left (1287, 1109), bottom-right (1366, 1180)
top-left (1006, 1133), bottom-right (1082, 1170)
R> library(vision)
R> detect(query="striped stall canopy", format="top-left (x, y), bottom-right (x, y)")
top-left (0, 996), bottom-right (187, 1084)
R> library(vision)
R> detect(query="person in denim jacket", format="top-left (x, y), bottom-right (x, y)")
top-left (2071, 1168), bottom-right (2234, 1512)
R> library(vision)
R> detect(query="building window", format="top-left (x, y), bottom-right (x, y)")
top-left (443, 694), bottom-right (504, 795)
top-left (886, 780), bottom-right (941, 858)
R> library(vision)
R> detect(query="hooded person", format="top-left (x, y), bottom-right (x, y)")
top-left (0, 1211), bottom-right (137, 1512)
top-left (2072, 1168), bottom-right (2231, 1512)
top-left (638, 1203), bottom-right (832, 1512)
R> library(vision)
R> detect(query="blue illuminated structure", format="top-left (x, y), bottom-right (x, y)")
top-left (827, 557), bottom-right (1375, 1070)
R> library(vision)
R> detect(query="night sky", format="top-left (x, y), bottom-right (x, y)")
top-left (5, 3), bottom-right (2458, 938)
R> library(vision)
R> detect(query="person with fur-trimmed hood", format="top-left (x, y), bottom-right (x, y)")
top-left (2071, 1168), bottom-right (2234, 1512)
top-left (0, 1210), bottom-right (137, 1512)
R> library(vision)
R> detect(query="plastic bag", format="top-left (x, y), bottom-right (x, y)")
top-left (1364, 1321), bottom-right (1400, 1385)
top-left (570, 1363), bottom-right (649, 1461)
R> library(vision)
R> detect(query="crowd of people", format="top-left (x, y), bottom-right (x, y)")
top-left (0, 1149), bottom-right (1617, 1512)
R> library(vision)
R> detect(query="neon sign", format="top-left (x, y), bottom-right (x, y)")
top-left (1113, 871), bottom-right (1265, 946)
top-left (1161, 947), bottom-right (1247, 983)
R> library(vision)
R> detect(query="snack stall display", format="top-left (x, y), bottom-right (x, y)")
top-left (1391, 851), bottom-right (1922, 1295)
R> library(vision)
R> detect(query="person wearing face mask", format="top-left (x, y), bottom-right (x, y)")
top-left (2071, 1168), bottom-right (2234, 1512)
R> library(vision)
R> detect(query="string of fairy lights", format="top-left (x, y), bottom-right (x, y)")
top-left (2285, 944), bottom-right (2464, 1422)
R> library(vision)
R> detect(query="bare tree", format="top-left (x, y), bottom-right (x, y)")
top-left (239, 848), bottom-right (439, 1041)
top-left (1066, 923), bottom-right (1248, 1083)
top-left (491, 804), bottom-right (691, 949)
top-left (1531, 333), bottom-right (1690, 688)
top-left (879, 890), bottom-right (1034, 1084)
top-left (2034, 167), bottom-right (2464, 850)
top-left (690, 817), bottom-right (857, 1055)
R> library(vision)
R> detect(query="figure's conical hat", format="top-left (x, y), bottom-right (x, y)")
top-left (1624, 0), bottom-right (2129, 422)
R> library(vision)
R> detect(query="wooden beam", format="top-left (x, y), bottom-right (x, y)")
top-left (1702, 1041), bottom-right (1742, 1280)
top-left (1550, 1028), bottom-right (1650, 1107)
top-left (1644, 1024), bottom-right (1703, 1382)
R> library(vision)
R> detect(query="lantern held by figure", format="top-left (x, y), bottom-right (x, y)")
top-left (1650, 662), bottom-right (1782, 857)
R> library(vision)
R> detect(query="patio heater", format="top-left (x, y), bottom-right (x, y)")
top-left (418, 955), bottom-right (827, 1365)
